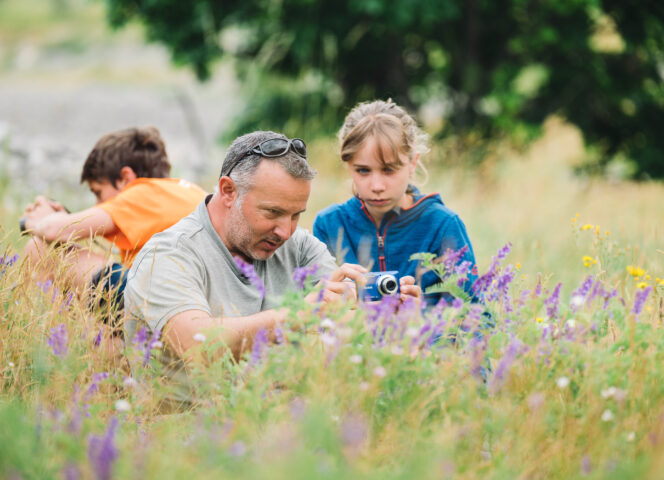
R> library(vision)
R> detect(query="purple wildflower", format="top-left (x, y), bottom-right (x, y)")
top-left (87, 417), bottom-right (119, 480)
top-left (234, 257), bottom-right (266, 298)
top-left (62, 463), bottom-right (81, 480)
top-left (632, 287), bottom-right (652, 316)
top-left (250, 328), bottom-right (269, 364)
top-left (132, 327), bottom-right (162, 366)
top-left (94, 328), bottom-right (103, 348)
top-left (293, 264), bottom-right (319, 290)
top-left (84, 372), bottom-right (110, 400)
top-left (544, 283), bottom-right (562, 319)
top-left (490, 337), bottom-right (527, 392)
top-left (581, 455), bottom-right (592, 475)
top-left (274, 327), bottom-right (285, 344)
top-left (472, 243), bottom-right (513, 296)
top-left (442, 246), bottom-right (470, 274)
top-left (0, 253), bottom-right (19, 276)
top-left (47, 323), bottom-right (68, 357)
top-left (340, 413), bottom-right (368, 450)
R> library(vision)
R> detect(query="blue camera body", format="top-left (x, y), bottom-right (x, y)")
top-left (358, 271), bottom-right (400, 301)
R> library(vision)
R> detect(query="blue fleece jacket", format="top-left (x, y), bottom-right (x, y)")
top-left (313, 187), bottom-right (477, 305)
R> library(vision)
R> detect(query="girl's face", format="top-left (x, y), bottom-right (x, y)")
top-left (347, 136), bottom-right (417, 225)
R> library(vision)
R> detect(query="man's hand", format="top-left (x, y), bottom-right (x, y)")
top-left (399, 275), bottom-right (422, 305)
top-left (305, 263), bottom-right (367, 305)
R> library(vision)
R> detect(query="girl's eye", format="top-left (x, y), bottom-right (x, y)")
top-left (355, 168), bottom-right (369, 174)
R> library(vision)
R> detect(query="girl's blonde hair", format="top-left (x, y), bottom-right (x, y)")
top-left (338, 100), bottom-right (430, 177)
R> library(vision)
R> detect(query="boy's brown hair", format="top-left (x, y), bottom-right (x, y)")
top-left (80, 126), bottom-right (171, 186)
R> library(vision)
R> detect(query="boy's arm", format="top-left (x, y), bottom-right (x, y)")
top-left (24, 196), bottom-right (118, 242)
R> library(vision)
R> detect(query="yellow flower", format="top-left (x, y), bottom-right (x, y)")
top-left (646, 275), bottom-right (651, 280)
top-left (596, 226), bottom-right (600, 235)
top-left (605, 230), bottom-right (610, 236)
top-left (637, 282), bottom-right (649, 289)
top-left (660, 279), bottom-right (664, 286)
top-left (626, 265), bottom-right (645, 277)
top-left (581, 224), bottom-right (594, 231)
top-left (536, 317), bottom-right (544, 323)
top-left (582, 256), bottom-right (597, 267)
top-left (516, 262), bottom-right (521, 270)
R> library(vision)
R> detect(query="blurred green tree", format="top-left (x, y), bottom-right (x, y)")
top-left (103, 0), bottom-right (664, 178)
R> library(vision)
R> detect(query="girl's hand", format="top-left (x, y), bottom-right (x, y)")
top-left (399, 276), bottom-right (422, 304)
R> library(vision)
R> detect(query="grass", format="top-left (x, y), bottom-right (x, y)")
top-left (2, 120), bottom-right (664, 479)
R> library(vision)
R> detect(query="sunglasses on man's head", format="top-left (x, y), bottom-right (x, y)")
top-left (221, 137), bottom-right (308, 177)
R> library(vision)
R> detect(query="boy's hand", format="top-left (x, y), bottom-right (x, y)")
top-left (23, 196), bottom-right (62, 229)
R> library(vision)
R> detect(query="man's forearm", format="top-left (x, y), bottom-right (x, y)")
top-left (164, 308), bottom-right (287, 362)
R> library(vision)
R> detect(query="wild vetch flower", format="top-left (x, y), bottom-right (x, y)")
top-left (275, 327), bottom-right (285, 344)
top-left (37, 279), bottom-right (53, 294)
top-left (293, 264), bottom-right (319, 290)
top-left (234, 257), bottom-right (266, 298)
top-left (62, 463), bottom-right (81, 480)
top-left (47, 323), bottom-right (68, 357)
top-left (544, 283), bottom-right (562, 319)
top-left (84, 372), bottom-right (110, 400)
top-left (490, 337), bottom-right (526, 391)
top-left (472, 243), bottom-right (512, 296)
top-left (632, 286), bottom-right (652, 316)
top-left (250, 328), bottom-right (269, 364)
top-left (132, 327), bottom-right (162, 366)
top-left (87, 417), bottom-right (119, 480)
top-left (229, 441), bottom-right (247, 457)
top-left (581, 455), bottom-right (592, 475)
top-left (442, 246), bottom-right (470, 274)
top-left (340, 413), bottom-right (368, 450)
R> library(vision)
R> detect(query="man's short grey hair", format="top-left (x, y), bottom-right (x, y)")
top-left (220, 131), bottom-right (316, 195)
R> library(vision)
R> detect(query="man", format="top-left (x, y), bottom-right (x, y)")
top-left (22, 126), bottom-right (206, 313)
top-left (124, 131), bottom-right (421, 391)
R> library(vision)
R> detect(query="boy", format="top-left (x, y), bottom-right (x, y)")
top-left (22, 126), bottom-right (206, 312)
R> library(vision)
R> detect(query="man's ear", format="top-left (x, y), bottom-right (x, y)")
top-left (217, 176), bottom-right (239, 207)
top-left (117, 166), bottom-right (138, 190)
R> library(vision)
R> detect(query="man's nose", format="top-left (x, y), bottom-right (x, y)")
top-left (273, 217), bottom-right (294, 241)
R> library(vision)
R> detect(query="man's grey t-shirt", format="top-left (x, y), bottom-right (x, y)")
top-left (123, 197), bottom-right (337, 400)
top-left (125, 197), bottom-right (337, 336)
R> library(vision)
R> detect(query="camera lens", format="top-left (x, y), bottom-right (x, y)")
top-left (377, 274), bottom-right (398, 296)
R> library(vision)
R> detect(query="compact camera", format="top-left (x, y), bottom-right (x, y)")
top-left (358, 271), bottom-right (400, 301)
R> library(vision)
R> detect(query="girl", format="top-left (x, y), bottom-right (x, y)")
top-left (313, 100), bottom-right (477, 306)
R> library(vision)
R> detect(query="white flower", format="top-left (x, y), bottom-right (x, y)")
top-left (601, 386), bottom-right (617, 399)
top-left (373, 366), bottom-right (387, 378)
top-left (320, 318), bottom-right (336, 330)
top-left (570, 295), bottom-right (585, 308)
top-left (193, 333), bottom-right (206, 343)
top-left (349, 354), bottom-right (363, 364)
top-left (565, 319), bottom-right (576, 329)
top-left (556, 376), bottom-right (570, 389)
top-left (626, 431), bottom-right (635, 442)
top-left (115, 399), bottom-right (131, 412)
top-left (359, 382), bottom-right (370, 391)
top-left (391, 345), bottom-right (404, 356)
top-left (8, 362), bottom-right (15, 368)
top-left (320, 333), bottom-right (337, 346)
top-left (406, 327), bottom-right (419, 338)
top-left (601, 409), bottom-right (614, 422)
top-left (151, 341), bottom-right (163, 349)
top-left (123, 377), bottom-right (137, 388)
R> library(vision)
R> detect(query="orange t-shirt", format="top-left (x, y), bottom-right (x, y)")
top-left (97, 178), bottom-right (207, 267)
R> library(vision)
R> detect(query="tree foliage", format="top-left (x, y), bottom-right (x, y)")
top-left (104, 0), bottom-right (664, 178)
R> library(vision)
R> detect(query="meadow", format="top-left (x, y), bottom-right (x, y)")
top-left (2, 118), bottom-right (664, 479)
top-left (2, 1), bottom-right (664, 478)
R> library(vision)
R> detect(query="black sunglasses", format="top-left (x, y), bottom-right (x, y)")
top-left (221, 137), bottom-right (308, 177)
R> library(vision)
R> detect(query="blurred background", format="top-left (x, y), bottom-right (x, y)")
top-left (1, 0), bottom-right (662, 290)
